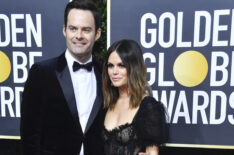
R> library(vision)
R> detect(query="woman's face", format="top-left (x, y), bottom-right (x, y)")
top-left (107, 51), bottom-right (128, 89)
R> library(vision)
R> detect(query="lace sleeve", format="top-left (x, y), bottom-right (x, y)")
top-left (135, 96), bottom-right (168, 147)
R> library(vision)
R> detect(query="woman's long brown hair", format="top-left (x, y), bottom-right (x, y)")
top-left (102, 39), bottom-right (151, 110)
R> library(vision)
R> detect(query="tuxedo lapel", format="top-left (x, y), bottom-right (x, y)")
top-left (84, 60), bottom-right (103, 133)
top-left (55, 53), bottom-right (81, 129)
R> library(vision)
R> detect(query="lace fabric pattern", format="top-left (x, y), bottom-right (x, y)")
top-left (102, 96), bottom-right (167, 155)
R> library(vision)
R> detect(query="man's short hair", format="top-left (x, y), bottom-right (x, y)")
top-left (64, 0), bottom-right (101, 32)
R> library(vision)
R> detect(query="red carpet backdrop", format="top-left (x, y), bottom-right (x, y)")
top-left (0, 0), bottom-right (68, 139)
top-left (108, 0), bottom-right (234, 148)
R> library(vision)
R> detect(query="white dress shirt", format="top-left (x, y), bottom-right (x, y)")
top-left (65, 49), bottom-right (97, 155)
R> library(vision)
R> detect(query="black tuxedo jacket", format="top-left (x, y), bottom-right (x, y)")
top-left (20, 53), bottom-right (104, 155)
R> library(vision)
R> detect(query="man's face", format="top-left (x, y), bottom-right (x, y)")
top-left (63, 9), bottom-right (101, 63)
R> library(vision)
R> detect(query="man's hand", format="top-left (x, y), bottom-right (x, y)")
top-left (138, 145), bottom-right (159, 155)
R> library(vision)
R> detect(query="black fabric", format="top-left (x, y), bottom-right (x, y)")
top-left (102, 96), bottom-right (167, 155)
top-left (73, 61), bottom-right (93, 72)
top-left (20, 53), bottom-right (104, 155)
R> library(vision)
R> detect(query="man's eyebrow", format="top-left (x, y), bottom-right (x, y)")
top-left (68, 25), bottom-right (76, 28)
top-left (83, 27), bottom-right (92, 30)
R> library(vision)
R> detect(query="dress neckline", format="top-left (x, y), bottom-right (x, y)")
top-left (103, 122), bottom-right (132, 134)
top-left (104, 96), bottom-right (151, 133)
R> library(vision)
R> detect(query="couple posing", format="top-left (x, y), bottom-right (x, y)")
top-left (20, 0), bottom-right (167, 155)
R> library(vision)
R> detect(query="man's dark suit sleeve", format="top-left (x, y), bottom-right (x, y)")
top-left (20, 64), bottom-right (44, 155)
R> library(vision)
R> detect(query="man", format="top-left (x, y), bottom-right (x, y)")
top-left (20, 0), bottom-right (103, 155)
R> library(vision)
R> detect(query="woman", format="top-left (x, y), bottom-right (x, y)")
top-left (102, 39), bottom-right (167, 155)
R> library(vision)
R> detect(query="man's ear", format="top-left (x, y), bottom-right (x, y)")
top-left (63, 25), bottom-right (66, 37)
top-left (95, 28), bottom-right (101, 41)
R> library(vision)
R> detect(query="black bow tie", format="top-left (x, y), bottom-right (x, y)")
top-left (73, 61), bottom-right (93, 72)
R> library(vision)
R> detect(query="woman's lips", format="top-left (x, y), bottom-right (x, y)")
top-left (112, 77), bottom-right (121, 81)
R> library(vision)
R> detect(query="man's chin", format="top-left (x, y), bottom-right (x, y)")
top-left (71, 49), bottom-right (86, 56)
top-left (72, 52), bottom-right (92, 61)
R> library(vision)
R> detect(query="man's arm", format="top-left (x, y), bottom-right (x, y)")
top-left (20, 64), bottom-right (44, 155)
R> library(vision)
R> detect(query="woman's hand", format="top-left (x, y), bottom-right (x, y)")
top-left (138, 145), bottom-right (159, 155)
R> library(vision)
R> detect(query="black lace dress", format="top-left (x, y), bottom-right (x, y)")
top-left (102, 96), bottom-right (167, 155)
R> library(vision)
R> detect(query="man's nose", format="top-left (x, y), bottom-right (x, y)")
top-left (76, 30), bottom-right (83, 39)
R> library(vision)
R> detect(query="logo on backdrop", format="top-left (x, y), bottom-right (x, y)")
top-left (140, 9), bottom-right (234, 125)
top-left (0, 51), bottom-right (11, 83)
top-left (0, 13), bottom-right (42, 118)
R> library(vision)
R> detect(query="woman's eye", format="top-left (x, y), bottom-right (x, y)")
top-left (107, 63), bottom-right (113, 68)
top-left (119, 63), bottom-right (126, 68)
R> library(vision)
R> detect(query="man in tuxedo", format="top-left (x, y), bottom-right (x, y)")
top-left (20, 1), bottom-right (103, 155)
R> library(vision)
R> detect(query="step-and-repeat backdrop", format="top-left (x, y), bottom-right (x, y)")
top-left (109, 0), bottom-right (234, 148)
top-left (1, 0), bottom-right (234, 149)
top-left (0, 0), bottom-right (67, 138)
